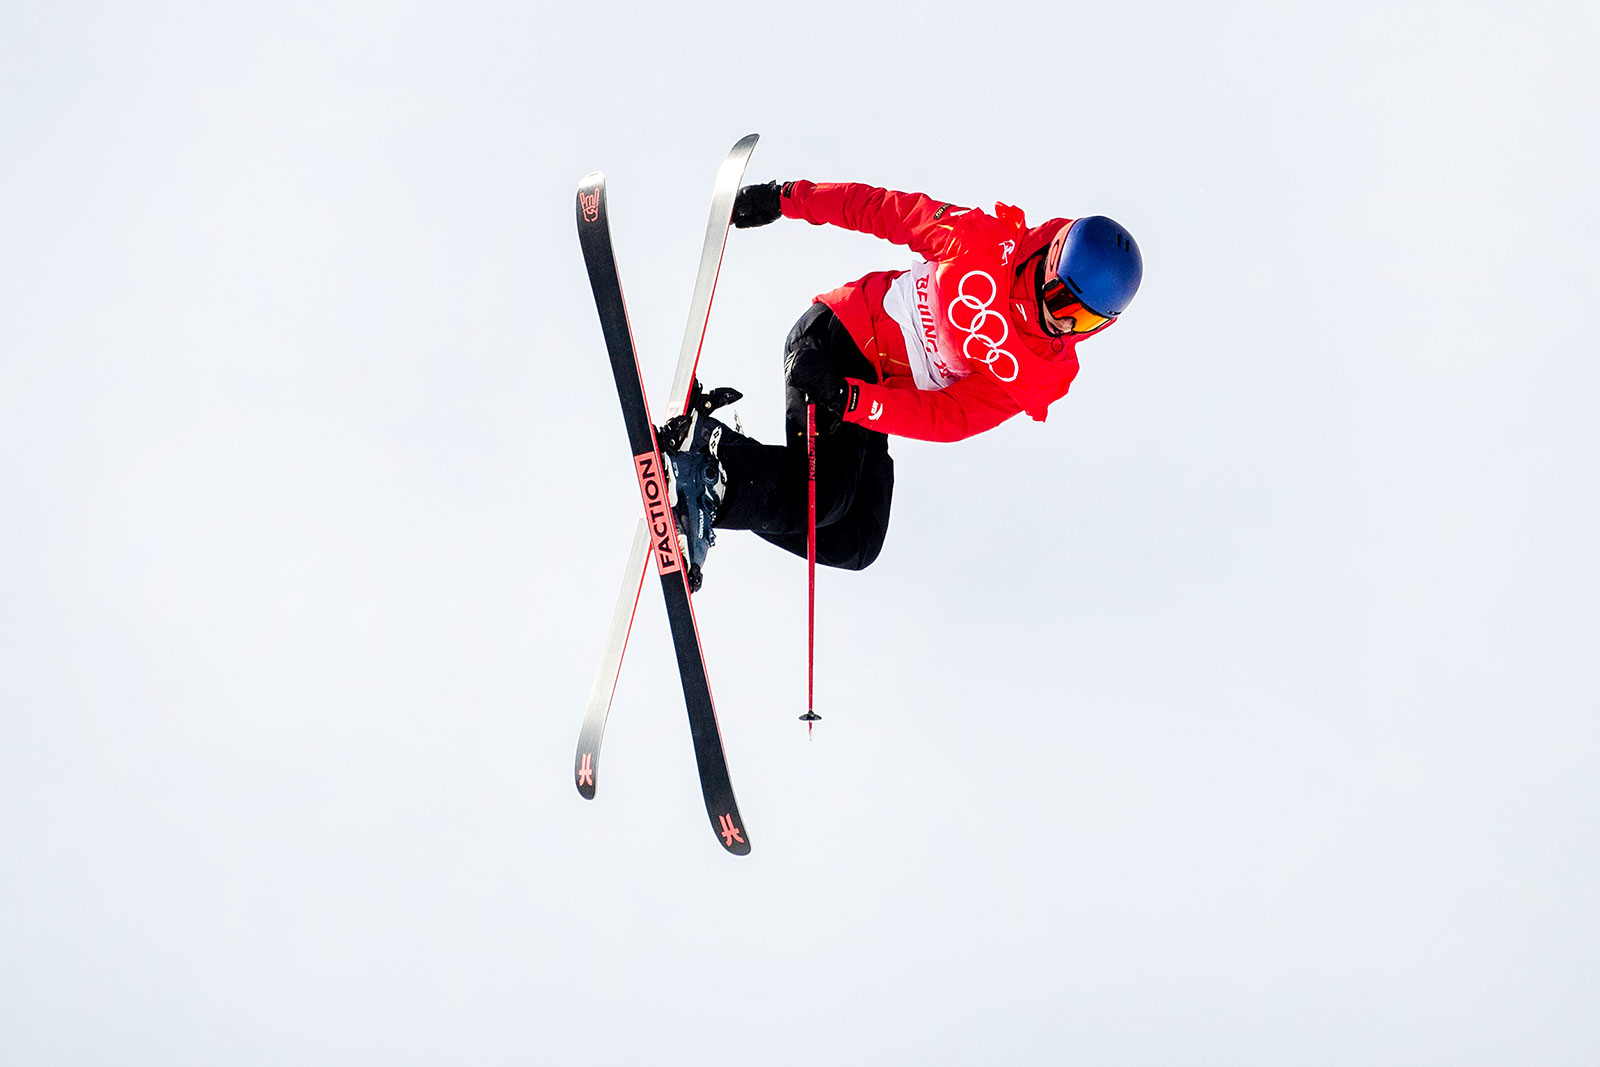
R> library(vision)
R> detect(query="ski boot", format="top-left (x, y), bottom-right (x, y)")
top-left (659, 380), bottom-right (742, 593)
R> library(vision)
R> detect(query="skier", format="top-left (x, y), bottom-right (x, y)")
top-left (661, 179), bottom-right (1142, 583)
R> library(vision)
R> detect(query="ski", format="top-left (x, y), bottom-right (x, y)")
top-left (575, 169), bottom-right (751, 856)
top-left (573, 134), bottom-right (757, 803)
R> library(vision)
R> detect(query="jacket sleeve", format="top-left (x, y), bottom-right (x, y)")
top-left (780, 181), bottom-right (968, 262)
top-left (841, 372), bottom-right (1024, 443)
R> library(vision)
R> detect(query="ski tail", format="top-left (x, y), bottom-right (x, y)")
top-left (574, 522), bottom-right (649, 799)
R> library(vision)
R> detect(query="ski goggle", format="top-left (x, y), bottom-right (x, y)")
top-left (1040, 225), bottom-right (1114, 334)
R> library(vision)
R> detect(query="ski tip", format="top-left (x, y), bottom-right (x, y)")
top-left (576, 176), bottom-right (606, 230)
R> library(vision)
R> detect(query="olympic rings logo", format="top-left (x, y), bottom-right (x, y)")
top-left (945, 270), bottom-right (1019, 382)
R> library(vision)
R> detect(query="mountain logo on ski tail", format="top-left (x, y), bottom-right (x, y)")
top-left (717, 813), bottom-right (745, 848)
top-left (633, 451), bottom-right (683, 575)
top-left (579, 188), bottom-right (600, 223)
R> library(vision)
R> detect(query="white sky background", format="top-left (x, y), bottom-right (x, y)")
top-left (3, 0), bottom-right (1597, 1062)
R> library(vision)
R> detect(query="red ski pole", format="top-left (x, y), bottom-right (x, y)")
top-left (800, 402), bottom-right (821, 735)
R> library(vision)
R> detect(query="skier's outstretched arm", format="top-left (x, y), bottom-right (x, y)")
top-left (734, 180), bottom-right (968, 261)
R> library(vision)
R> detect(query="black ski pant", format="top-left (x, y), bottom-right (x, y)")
top-left (713, 303), bottom-right (894, 571)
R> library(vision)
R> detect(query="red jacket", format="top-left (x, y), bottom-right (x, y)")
top-left (781, 180), bottom-right (1111, 443)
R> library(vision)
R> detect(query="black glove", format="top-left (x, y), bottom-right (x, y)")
top-left (731, 181), bottom-right (784, 228)
top-left (785, 357), bottom-right (855, 436)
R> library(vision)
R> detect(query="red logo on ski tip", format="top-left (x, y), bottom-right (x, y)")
top-left (634, 451), bottom-right (682, 576)
top-left (577, 752), bottom-right (594, 788)
top-left (580, 189), bottom-right (599, 222)
top-left (718, 814), bottom-right (744, 847)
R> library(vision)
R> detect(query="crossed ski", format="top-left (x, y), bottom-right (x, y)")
top-left (573, 135), bottom-right (758, 856)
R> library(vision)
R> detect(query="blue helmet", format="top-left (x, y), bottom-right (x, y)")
top-left (1046, 215), bottom-right (1143, 318)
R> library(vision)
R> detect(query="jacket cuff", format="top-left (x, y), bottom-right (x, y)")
top-left (779, 180), bottom-right (814, 219)
top-left (840, 378), bottom-right (876, 426)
